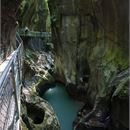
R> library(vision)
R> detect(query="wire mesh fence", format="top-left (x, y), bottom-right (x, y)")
top-left (0, 33), bottom-right (23, 130)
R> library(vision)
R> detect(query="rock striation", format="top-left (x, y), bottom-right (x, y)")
top-left (48, 0), bottom-right (129, 129)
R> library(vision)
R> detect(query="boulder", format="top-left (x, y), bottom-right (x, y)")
top-left (21, 88), bottom-right (60, 130)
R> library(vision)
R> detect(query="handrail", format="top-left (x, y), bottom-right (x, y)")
top-left (18, 28), bottom-right (51, 38)
top-left (0, 35), bottom-right (23, 89)
top-left (0, 33), bottom-right (23, 130)
top-left (0, 51), bottom-right (16, 88)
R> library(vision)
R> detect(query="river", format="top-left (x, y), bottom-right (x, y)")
top-left (43, 83), bottom-right (83, 130)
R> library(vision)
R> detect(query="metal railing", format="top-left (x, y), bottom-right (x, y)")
top-left (0, 33), bottom-right (23, 130)
top-left (18, 28), bottom-right (51, 38)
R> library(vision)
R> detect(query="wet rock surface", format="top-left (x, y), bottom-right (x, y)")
top-left (23, 36), bottom-right (55, 89)
top-left (66, 83), bottom-right (87, 102)
top-left (21, 88), bottom-right (60, 130)
top-left (73, 69), bottom-right (129, 130)
top-left (73, 100), bottom-right (110, 130)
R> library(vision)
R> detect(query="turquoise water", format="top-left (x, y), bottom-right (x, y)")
top-left (43, 84), bottom-right (83, 130)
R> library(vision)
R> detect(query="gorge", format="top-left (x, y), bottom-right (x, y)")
top-left (1, 0), bottom-right (129, 130)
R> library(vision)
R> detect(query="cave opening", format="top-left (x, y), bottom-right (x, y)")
top-left (26, 103), bottom-right (45, 125)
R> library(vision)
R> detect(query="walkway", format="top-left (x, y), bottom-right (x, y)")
top-left (18, 28), bottom-right (51, 38)
top-left (0, 33), bottom-right (23, 130)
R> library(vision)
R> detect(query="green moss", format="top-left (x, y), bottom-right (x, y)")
top-left (104, 43), bottom-right (128, 69)
top-left (19, 0), bottom-right (51, 31)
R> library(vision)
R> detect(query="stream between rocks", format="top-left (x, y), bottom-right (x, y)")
top-left (43, 83), bottom-right (83, 130)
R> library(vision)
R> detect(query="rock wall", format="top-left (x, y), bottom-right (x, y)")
top-left (0, 0), bottom-right (21, 63)
top-left (48, 0), bottom-right (129, 129)
top-left (19, 1), bottom-right (59, 129)
top-left (19, 0), bottom-right (51, 32)
top-left (48, 0), bottom-right (129, 102)
top-left (21, 88), bottom-right (60, 130)
top-left (19, 0), bottom-right (54, 93)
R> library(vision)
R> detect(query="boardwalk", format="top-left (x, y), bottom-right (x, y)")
top-left (18, 28), bottom-right (51, 38)
top-left (0, 33), bottom-right (23, 130)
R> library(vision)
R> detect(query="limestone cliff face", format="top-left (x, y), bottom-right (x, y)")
top-left (0, 0), bottom-right (21, 63)
top-left (19, 0), bottom-right (51, 32)
top-left (48, 0), bottom-right (129, 102)
top-left (21, 88), bottom-right (60, 130)
top-left (17, 1), bottom-right (59, 129)
top-left (19, 0), bottom-right (54, 89)
top-left (48, 0), bottom-right (129, 129)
